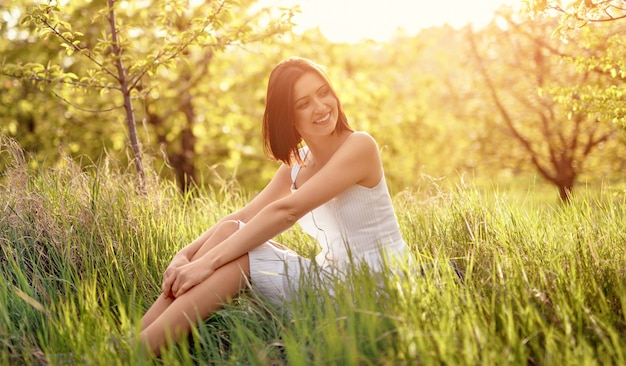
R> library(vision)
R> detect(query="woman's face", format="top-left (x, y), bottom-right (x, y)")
top-left (292, 71), bottom-right (339, 139)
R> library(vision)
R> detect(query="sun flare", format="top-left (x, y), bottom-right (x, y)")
top-left (270, 0), bottom-right (520, 42)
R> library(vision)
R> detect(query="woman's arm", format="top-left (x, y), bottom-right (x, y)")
top-left (162, 163), bottom-right (292, 297)
top-left (171, 163), bottom-right (293, 261)
top-left (169, 132), bottom-right (382, 296)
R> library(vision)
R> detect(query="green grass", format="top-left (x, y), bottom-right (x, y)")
top-left (1, 137), bottom-right (625, 365)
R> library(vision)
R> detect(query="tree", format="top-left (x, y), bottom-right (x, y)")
top-left (139, 0), bottom-right (295, 192)
top-left (467, 7), bottom-right (619, 201)
top-left (524, 0), bottom-right (626, 27)
top-left (522, 0), bottom-right (626, 130)
top-left (1, 0), bottom-right (295, 192)
top-left (0, 0), bottom-right (98, 170)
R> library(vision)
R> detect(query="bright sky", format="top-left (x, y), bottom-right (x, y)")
top-left (271, 0), bottom-right (521, 42)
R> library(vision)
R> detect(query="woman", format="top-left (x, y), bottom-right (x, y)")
top-left (139, 57), bottom-right (410, 355)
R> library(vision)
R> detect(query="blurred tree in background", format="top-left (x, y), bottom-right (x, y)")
top-left (524, 0), bottom-right (626, 26)
top-left (466, 6), bottom-right (622, 201)
top-left (0, 0), bottom-right (296, 192)
top-left (524, 0), bottom-right (626, 131)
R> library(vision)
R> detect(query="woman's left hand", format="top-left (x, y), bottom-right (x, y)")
top-left (169, 260), bottom-right (215, 298)
top-left (161, 254), bottom-right (190, 297)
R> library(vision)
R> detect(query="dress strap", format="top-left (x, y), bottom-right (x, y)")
top-left (290, 146), bottom-right (309, 189)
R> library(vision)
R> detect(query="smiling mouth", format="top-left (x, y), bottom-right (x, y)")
top-left (315, 113), bottom-right (330, 123)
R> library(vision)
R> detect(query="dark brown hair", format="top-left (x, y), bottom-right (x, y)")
top-left (262, 57), bottom-right (352, 165)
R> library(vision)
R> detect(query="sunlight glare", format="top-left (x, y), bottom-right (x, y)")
top-left (267, 0), bottom-right (520, 42)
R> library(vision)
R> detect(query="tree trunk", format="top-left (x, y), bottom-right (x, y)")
top-left (145, 99), bottom-right (196, 193)
top-left (552, 154), bottom-right (576, 202)
top-left (107, 0), bottom-right (145, 193)
top-left (176, 90), bottom-right (198, 193)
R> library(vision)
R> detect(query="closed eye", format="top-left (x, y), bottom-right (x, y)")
top-left (318, 86), bottom-right (330, 97)
top-left (296, 100), bottom-right (310, 110)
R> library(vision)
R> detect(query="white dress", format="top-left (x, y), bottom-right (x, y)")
top-left (246, 146), bottom-right (409, 308)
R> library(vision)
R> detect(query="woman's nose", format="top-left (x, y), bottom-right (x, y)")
top-left (312, 98), bottom-right (326, 111)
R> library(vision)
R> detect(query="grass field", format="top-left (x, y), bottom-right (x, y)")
top-left (1, 138), bottom-right (625, 365)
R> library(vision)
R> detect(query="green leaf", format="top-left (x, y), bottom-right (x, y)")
top-left (64, 73), bottom-right (79, 80)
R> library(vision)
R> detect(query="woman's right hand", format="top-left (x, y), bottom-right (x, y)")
top-left (161, 254), bottom-right (190, 297)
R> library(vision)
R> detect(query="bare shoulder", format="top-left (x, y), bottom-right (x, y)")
top-left (349, 130), bottom-right (378, 144)
top-left (342, 131), bottom-right (379, 154)
top-left (337, 131), bottom-right (382, 187)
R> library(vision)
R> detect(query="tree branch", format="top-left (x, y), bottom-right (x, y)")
top-left (50, 90), bottom-right (123, 113)
top-left (467, 27), bottom-right (557, 182)
top-left (36, 15), bottom-right (118, 81)
top-left (0, 71), bottom-right (120, 90)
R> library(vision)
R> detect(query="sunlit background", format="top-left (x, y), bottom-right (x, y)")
top-left (270, 0), bottom-right (520, 42)
top-left (1, 0), bottom-right (624, 201)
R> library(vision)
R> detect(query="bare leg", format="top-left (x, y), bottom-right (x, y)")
top-left (139, 220), bottom-right (244, 346)
top-left (141, 221), bottom-right (250, 354)
top-left (140, 254), bottom-right (249, 356)
top-left (141, 294), bottom-right (174, 332)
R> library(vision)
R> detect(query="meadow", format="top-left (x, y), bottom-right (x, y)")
top-left (1, 137), bottom-right (625, 365)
